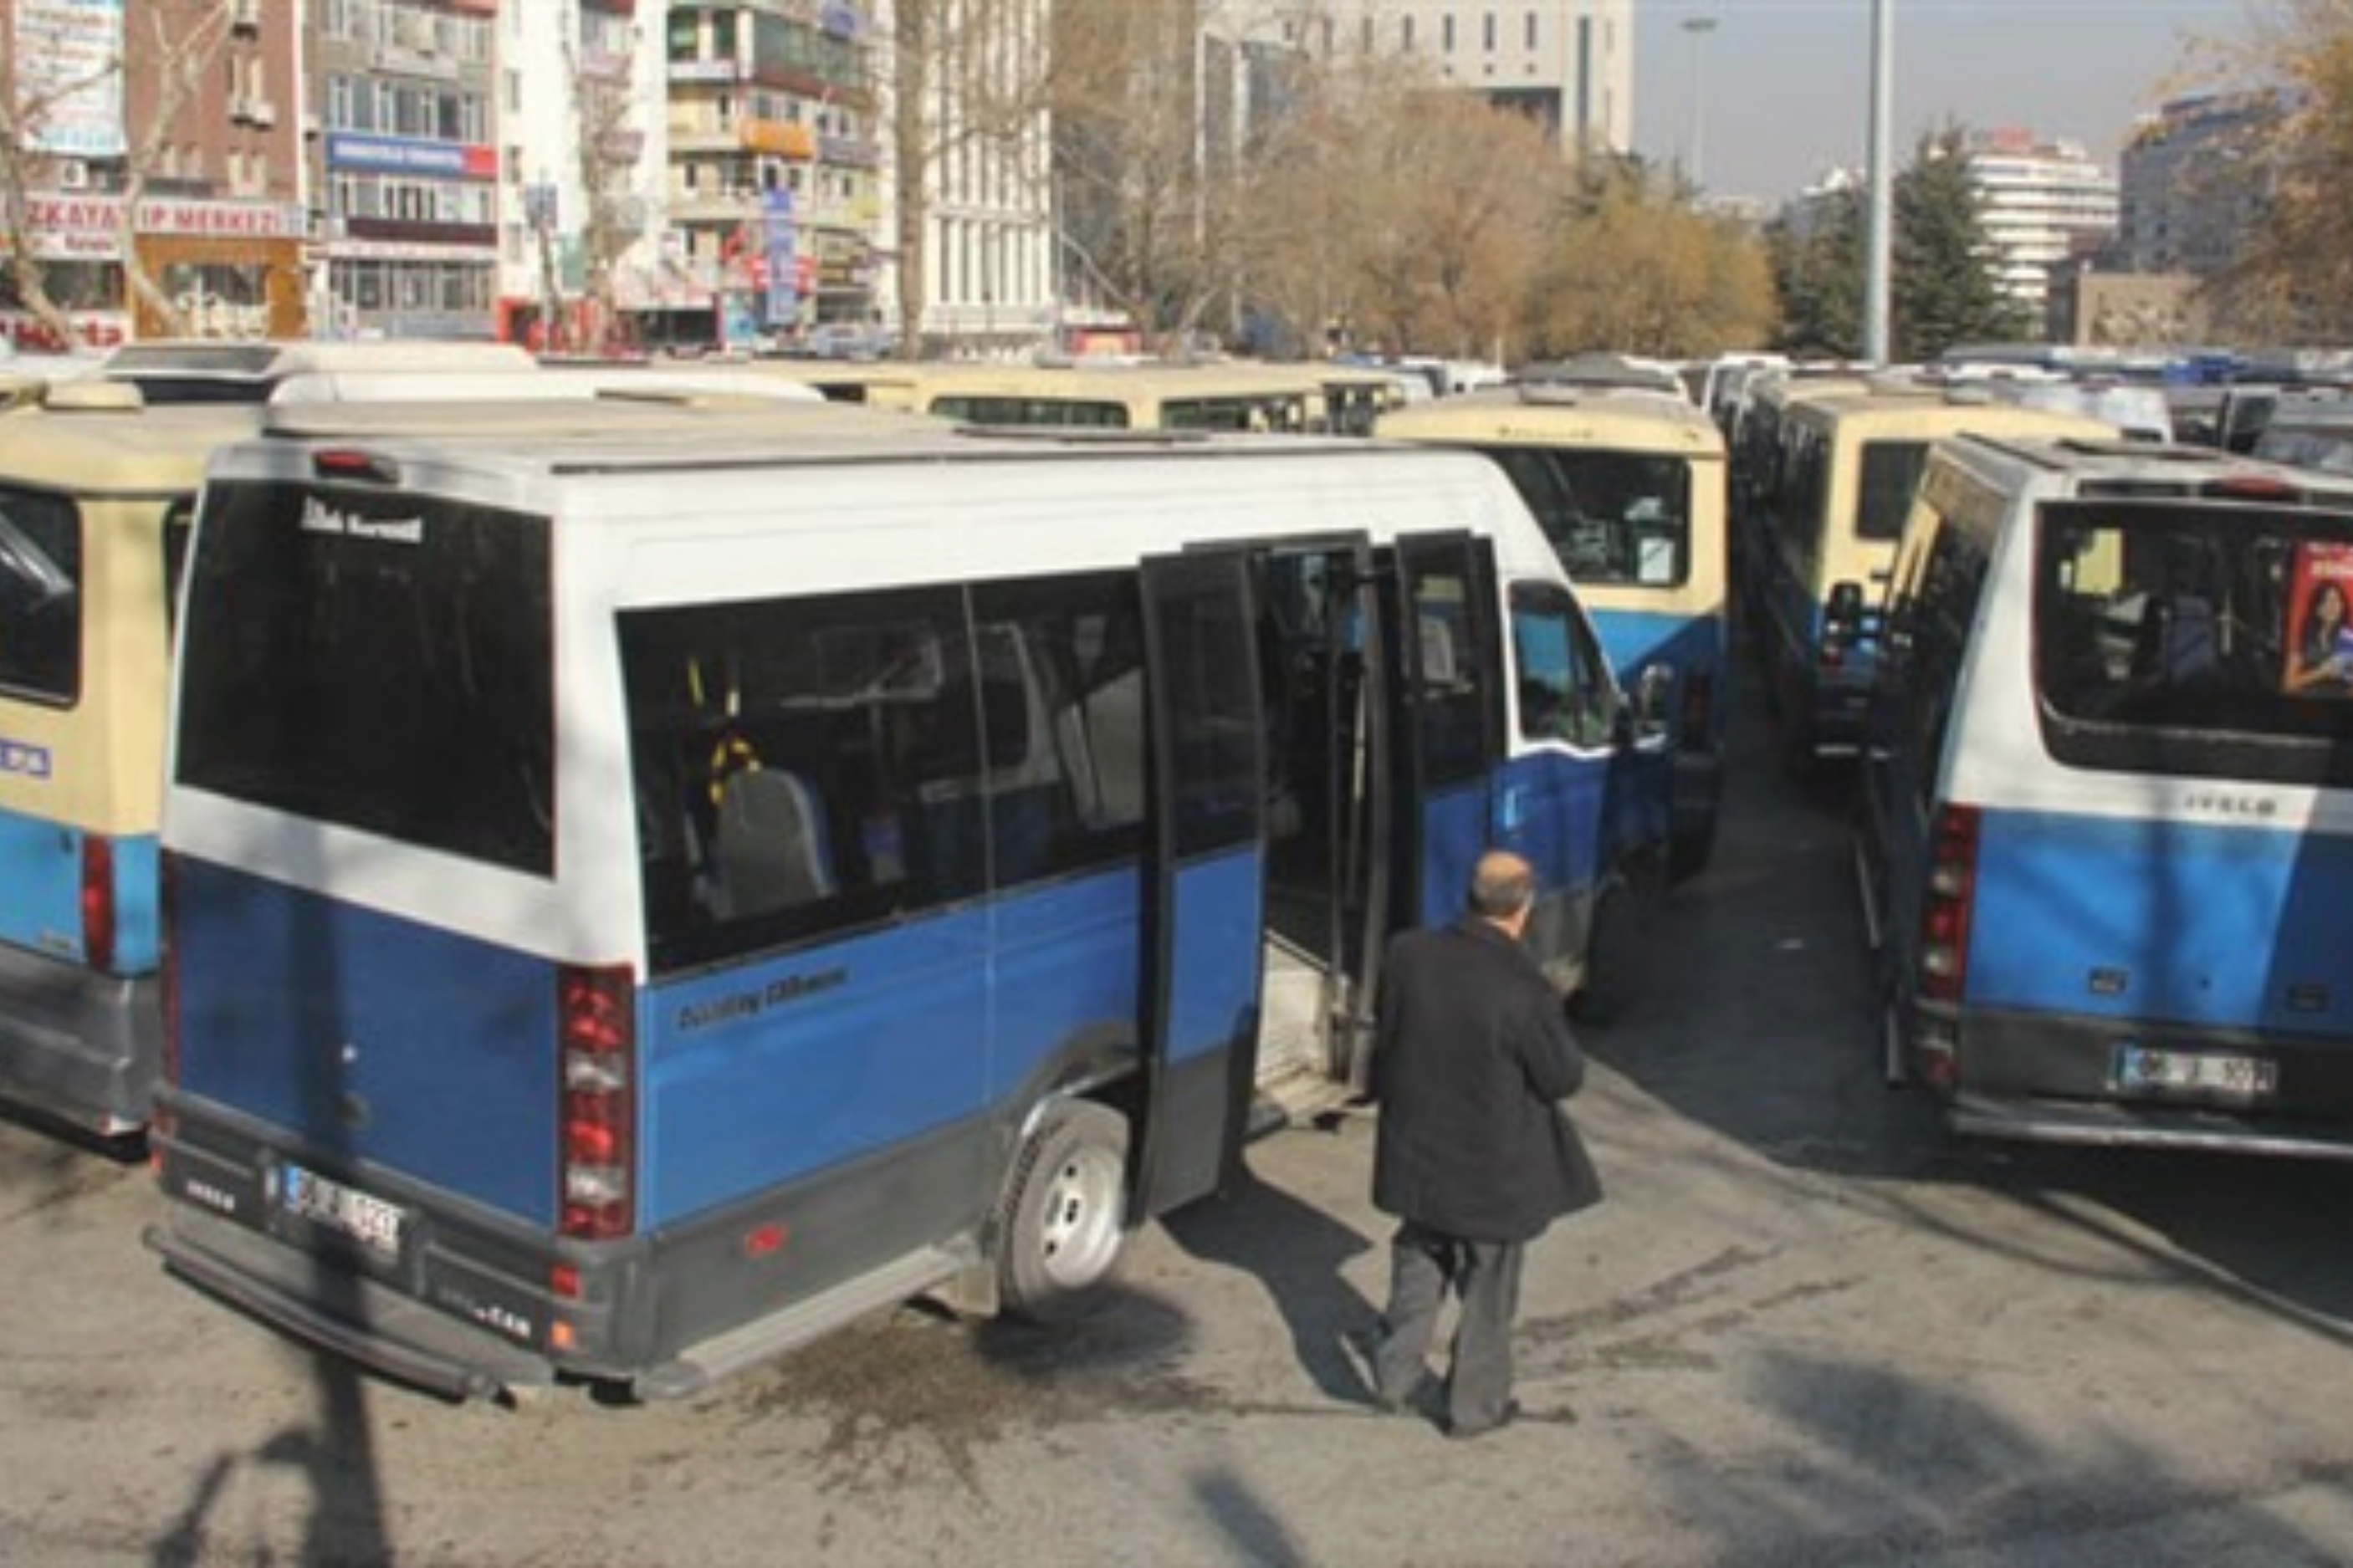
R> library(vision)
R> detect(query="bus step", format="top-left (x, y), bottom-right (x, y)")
top-left (635, 1242), bottom-right (969, 1401)
top-left (1248, 1065), bottom-right (1357, 1139)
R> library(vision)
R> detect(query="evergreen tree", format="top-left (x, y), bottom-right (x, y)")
top-left (1767, 185), bottom-right (1865, 358)
top-left (1893, 125), bottom-right (2033, 359)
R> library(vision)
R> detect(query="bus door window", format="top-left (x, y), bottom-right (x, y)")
top-left (969, 570), bottom-right (1148, 887)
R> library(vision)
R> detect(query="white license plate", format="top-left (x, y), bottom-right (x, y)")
top-left (282, 1163), bottom-right (403, 1259)
top-left (2113, 1044), bottom-right (2279, 1099)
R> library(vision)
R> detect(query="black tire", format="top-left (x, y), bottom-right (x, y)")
top-left (996, 1101), bottom-right (1131, 1323)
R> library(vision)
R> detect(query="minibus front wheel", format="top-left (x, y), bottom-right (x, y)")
top-left (996, 1101), bottom-right (1131, 1323)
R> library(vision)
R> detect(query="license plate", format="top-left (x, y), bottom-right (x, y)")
top-left (281, 1163), bottom-right (403, 1259)
top-left (2113, 1044), bottom-right (2279, 1100)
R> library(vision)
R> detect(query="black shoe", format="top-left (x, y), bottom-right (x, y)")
top-left (1445, 1399), bottom-right (1522, 1440)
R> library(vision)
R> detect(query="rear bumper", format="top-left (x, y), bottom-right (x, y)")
top-left (1948, 1091), bottom-right (2353, 1161)
top-left (1926, 1006), bottom-right (2353, 1161)
top-left (0, 941), bottom-right (158, 1135)
top-left (145, 1206), bottom-right (550, 1402)
top-left (148, 1099), bottom-right (570, 1402)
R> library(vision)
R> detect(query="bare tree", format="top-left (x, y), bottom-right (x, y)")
top-left (1536, 161), bottom-right (1776, 358)
top-left (885, 0), bottom-right (1055, 355)
top-left (116, 1), bottom-right (236, 339)
top-left (560, 23), bottom-right (648, 355)
top-left (2196, 2), bottom-right (2353, 340)
top-left (0, 32), bottom-right (111, 345)
top-left (1050, 0), bottom-right (1262, 354)
top-left (1236, 57), bottom-right (1565, 360)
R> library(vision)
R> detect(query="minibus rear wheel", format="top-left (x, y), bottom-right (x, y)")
top-left (997, 1101), bottom-right (1131, 1323)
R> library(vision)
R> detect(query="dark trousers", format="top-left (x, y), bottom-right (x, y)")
top-left (1373, 1219), bottom-right (1527, 1433)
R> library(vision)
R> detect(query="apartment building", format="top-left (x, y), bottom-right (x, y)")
top-left (1967, 127), bottom-right (2120, 323)
top-left (0, 0), bottom-right (306, 349)
top-left (1283, 0), bottom-right (1632, 156)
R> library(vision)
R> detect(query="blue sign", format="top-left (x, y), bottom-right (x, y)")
top-left (763, 188), bottom-right (798, 323)
top-left (0, 738), bottom-right (54, 779)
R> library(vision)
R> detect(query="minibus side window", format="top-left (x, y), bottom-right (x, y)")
top-left (0, 489), bottom-right (81, 705)
top-left (970, 571), bottom-right (1148, 883)
top-left (1856, 441), bottom-right (1929, 542)
top-left (1509, 581), bottom-right (1615, 749)
top-left (624, 586), bottom-right (1002, 974)
top-left (1890, 519), bottom-right (1988, 811)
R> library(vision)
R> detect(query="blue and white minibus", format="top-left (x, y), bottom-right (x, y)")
top-left (1379, 382), bottom-right (1727, 875)
top-left (1857, 434), bottom-right (2353, 1156)
top-left (0, 369), bottom-right (826, 1141)
top-left (146, 400), bottom-right (1668, 1400)
top-left (0, 386), bottom-right (262, 1136)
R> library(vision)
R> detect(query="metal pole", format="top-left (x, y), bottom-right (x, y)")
top-left (1864, 0), bottom-right (1895, 365)
top-left (1682, 18), bottom-right (1717, 191)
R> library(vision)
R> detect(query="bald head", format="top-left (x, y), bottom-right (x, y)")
top-left (1467, 850), bottom-right (1537, 931)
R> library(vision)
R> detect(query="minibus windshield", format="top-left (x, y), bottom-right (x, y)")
top-left (1485, 447), bottom-right (1692, 587)
top-left (2033, 499), bottom-right (2353, 786)
top-left (176, 481), bottom-right (555, 873)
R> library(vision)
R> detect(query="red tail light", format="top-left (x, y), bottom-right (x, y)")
top-left (79, 835), bottom-right (115, 973)
top-left (559, 963), bottom-right (637, 1242)
top-left (1917, 804), bottom-right (1981, 1004)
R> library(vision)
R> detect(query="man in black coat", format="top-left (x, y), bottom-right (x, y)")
top-left (1358, 848), bottom-right (1602, 1438)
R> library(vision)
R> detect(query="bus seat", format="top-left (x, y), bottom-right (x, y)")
top-left (714, 767), bottom-right (836, 917)
top-left (1057, 670), bottom-right (1144, 827)
top-left (2137, 594), bottom-right (2220, 687)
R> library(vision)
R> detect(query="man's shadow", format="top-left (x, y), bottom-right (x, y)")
top-left (1159, 1114), bottom-right (1384, 1404)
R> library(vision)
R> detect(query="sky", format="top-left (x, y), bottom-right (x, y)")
top-left (1631, 0), bottom-right (2253, 202)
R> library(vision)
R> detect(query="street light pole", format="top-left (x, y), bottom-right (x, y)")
top-left (1864, 0), bottom-right (1895, 365)
top-left (1682, 16), bottom-right (1718, 192)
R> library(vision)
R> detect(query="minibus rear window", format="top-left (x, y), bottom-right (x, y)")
top-left (1486, 447), bottom-right (1693, 588)
top-left (0, 488), bottom-right (80, 705)
top-left (176, 481), bottom-right (555, 875)
top-left (2033, 499), bottom-right (2353, 787)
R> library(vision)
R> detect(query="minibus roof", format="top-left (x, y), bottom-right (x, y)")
top-left (249, 397), bottom-right (1431, 479)
top-left (100, 339), bottom-right (537, 401)
top-left (1376, 381), bottom-right (1724, 456)
top-left (265, 364), bottom-right (826, 406)
top-left (0, 398), bottom-right (262, 490)
top-left (1945, 432), bottom-right (2353, 506)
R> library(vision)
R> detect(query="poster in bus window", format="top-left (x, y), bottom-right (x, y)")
top-left (2283, 540), bottom-right (2353, 695)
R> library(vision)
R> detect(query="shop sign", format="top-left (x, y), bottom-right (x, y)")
top-left (15, 0), bottom-right (125, 159)
top-left (326, 134), bottom-right (499, 181)
top-left (16, 192), bottom-right (305, 244)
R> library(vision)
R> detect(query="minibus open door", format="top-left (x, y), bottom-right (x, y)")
top-left (1133, 550), bottom-right (1267, 1214)
top-left (1385, 532), bottom-right (1505, 934)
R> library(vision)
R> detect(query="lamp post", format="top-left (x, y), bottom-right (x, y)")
top-left (1864, 0), bottom-right (1895, 365)
top-left (1682, 16), bottom-right (1718, 192)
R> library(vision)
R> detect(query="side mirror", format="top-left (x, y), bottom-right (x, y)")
top-left (1617, 662), bottom-right (1675, 748)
